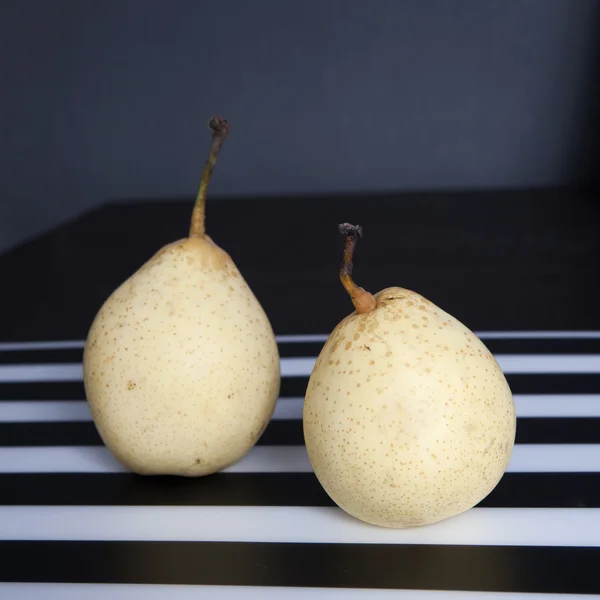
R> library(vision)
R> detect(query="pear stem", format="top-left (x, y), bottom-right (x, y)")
top-left (189, 116), bottom-right (231, 238)
top-left (338, 223), bottom-right (376, 314)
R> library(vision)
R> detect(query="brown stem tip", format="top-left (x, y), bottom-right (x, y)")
top-left (208, 116), bottom-right (231, 138)
top-left (338, 223), bottom-right (363, 239)
top-left (338, 222), bottom-right (376, 314)
top-left (189, 116), bottom-right (232, 238)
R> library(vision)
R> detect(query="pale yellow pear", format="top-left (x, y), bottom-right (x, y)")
top-left (83, 118), bottom-right (280, 476)
top-left (303, 224), bottom-right (516, 527)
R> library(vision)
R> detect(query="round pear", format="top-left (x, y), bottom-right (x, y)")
top-left (303, 224), bottom-right (516, 527)
top-left (83, 117), bottom-right (280, 477)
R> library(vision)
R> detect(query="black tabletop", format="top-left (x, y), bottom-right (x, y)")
top-left (0, 187), bottom-right (599, 598)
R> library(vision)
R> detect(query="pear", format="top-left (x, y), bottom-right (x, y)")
top-left (303, 223), bottom-right (516, 528)
top-left (83, 117), bottom-right (280, 477)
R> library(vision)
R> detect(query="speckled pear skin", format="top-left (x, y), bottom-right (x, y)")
top-left (83, 235), bottom-right (280, 477)
top-left (303, 286), bottom-right (516, 528)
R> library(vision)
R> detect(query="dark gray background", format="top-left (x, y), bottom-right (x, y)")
top-left (1, 0), bottom-right (598, 254)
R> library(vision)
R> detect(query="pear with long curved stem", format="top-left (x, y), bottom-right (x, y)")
top-left (303, 223), bottom-right (516, 528)
top-left (83, 117), bottom-right (281, 477)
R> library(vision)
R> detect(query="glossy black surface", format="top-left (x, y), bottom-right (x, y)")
top-left (1, 188), bottom-right (599, 342)
top-left (1, 192), bottom-right (599, 596)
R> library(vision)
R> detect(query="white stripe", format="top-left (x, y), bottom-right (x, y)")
top-left (515, 394), bottom-right (600, 417)
top-left (275, 334), bottom-right (329, 343)
top-left (271, 395), bottom-right (600, 420)
top-left (494, 355), bottom-right (600, 374)
top-left (276, 394), bottom-right (600, 420)
top-left (278, 355), bottom-right (600, 376)
top-left (0, 401), bottom-right (93, 422)
top-left (272, 397), bottom-right (304, 419)
top-left (0, 584), bottom-right (595, 600)
top-left (0, 445), bottom-right (308, 473)
top-left (1, 394), bottom-right (599, 423)
top-left (0, 340), bottom-right (85, 351)
top-left (0, 363), bottom-right (83, 382)
top-left (0, 331), bottom-right (599, 352)
top-left (0, 398), bottom-right (306, 422)
top-left (0, 504), bottom-right (597, 547)
top-left (2, 354), bottom-right (600, 382)
top-left (0, 444), bottom-right (597, 474)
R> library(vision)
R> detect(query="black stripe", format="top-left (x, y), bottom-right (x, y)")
top-left (1, 338), bottom-right (599, 365)
top-left (2, 417), bottom-right (598, 447)
top-left (0, 419), bottom-right (300, 446)
top-left (0, 472), bottom-right (597, 508)
top-left (277, 342), bottom-right (325, 357)
top-left (0, 420), bottom-right (307, 446)
top-left (0, 421), bottom-right (102, 446)
top-left (481, 338), bottom-right (600, 354)
top-left (0, 381), bottom-right (84, 400)
top-left (0, 540), bottom-right (597, 593)
top-left (0, 345), bottom-right (324, 364)
top-left (0, 349), bottom-right (84, 365)
top-left (2, 374), bottom-right (600, 402)
top-left (517, 417), bottom-right (600, 444)
top-left (0, 343), bottom-right (326, 365)
top-left (285, 338), bottom-right (600, 356)
top-left (506, 374), bottom-right (600, 394)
